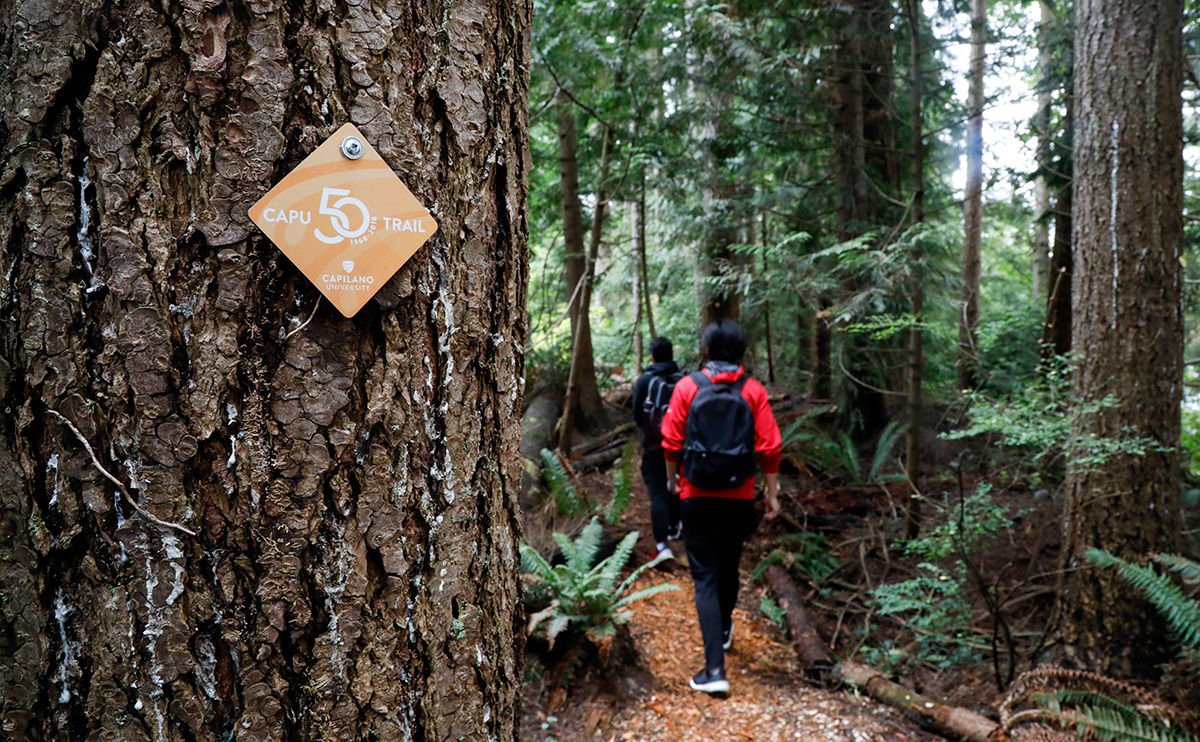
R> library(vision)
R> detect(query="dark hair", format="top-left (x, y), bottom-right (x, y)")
top-left (701, 319), bottom-right (746, 363)
top-left (649, 336), bottom-right (674, 363)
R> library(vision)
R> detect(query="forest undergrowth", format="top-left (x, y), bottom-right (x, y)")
top-left (519, 372), bottom-right (1200, 742)
top-left (518, 391), bottom-right (1078, 740)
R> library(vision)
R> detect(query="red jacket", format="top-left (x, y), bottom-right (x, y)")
top-left (660, 366), bottom-right (782, 500)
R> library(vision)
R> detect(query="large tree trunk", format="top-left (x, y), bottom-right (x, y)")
top-left (0, 1), bottom-right (530, 740)
top-left (905, 0), bottom-right (926, 538)
top-left (958, 0), bottom-right (985, 390)
top-left (556, 90), bottom-right (606, 431)
top-left (1057, 0), bottom-right (1184, 676)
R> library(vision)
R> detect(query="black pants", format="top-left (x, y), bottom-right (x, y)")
top-left (682, 496), bottom-right (756, 672)
top-left (640, 449), bottom-right (679, 544)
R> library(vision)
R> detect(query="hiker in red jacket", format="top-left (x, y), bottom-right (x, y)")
top-left (661, 319), bottom-right (782, 695)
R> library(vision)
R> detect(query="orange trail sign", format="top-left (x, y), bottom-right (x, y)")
top-left (249, 123), bottom-right (439, 317)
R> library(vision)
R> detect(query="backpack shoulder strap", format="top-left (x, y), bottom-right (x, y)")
top-left (732, 375), bottom-right (749, 392)
top-left (690, 370), bottom-right (711, 388)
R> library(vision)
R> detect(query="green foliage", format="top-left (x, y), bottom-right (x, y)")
top-left (760, 595), bottom-right (788, 635)
top-left (1035, 689), bottom-right (1200, 742)
top-left (943, 354), bottom-right (1164, 476)
top-left (782, 413), bottom-right (903, 485)
top-left (605, 437), bottom-right (638, 525)
top-left (1084, 550), bottom-right (1200, 652)
top-left (521, 517), bottom-right (680, 654)
top-left (867, 483), bottom-right (1018, 669)
top-left (539, 448), bottom-right (587, 516)
top-left (752, 532), bottom-right (840, 584)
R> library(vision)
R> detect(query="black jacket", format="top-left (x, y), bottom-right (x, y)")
top-left (632, 360), bottom-right (682, 448)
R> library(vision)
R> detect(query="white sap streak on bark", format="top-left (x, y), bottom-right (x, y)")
top-left (1111, 116), bottom-right (1120, 330)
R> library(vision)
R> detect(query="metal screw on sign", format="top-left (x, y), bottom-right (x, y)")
top-left (340, 136), bottom-right (364, 160)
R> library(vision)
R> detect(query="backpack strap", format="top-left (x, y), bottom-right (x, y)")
top-left (690, 371), bottom-right (711, 388)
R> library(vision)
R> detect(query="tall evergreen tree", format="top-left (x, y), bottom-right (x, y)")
top-left (1057, 0), bottom-right (1184, 676)
top-left (0, 1), bottom-right (530, 738)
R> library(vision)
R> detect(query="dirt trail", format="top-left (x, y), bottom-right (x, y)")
top-left (528, 472), bottom-right (941, 742)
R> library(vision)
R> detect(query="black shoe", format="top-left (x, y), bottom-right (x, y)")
top-left (667, 521), bottom-right (683, 540)
top-left (689, 667), bottom-right (729, 695)
top-left (722, 625), bottom-right (733, 651)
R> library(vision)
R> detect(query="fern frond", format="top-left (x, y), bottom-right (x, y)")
top-left (1153, 554), bottom-right (1200, 585)
top-left (1059, 704), bottom-right (1200, 742)
top-left (595, 530), bottom-right (639, 593)
top-left (613, 582), bottom-right (681, 609)
top-left (520, 541), bottom-right (555, 581)
top-left (540, 448), bottom-right (584, 515)
top-left (868, 420), bottom-right (906, 482)
top-left (605, 437), bottom-right (637, 524)
top-left (568, 518), bottom-right (604, 573)
top-left (1086, 549), bottom-right (1200, 650)
top-left (615, 549), bottom-right (672, 596)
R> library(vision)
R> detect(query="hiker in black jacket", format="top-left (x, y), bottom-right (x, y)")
top-left (631, 337), bottom-right (684, 560)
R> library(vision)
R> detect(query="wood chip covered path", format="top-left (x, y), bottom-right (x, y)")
top-left (522, 475), bottom-right (945, 742)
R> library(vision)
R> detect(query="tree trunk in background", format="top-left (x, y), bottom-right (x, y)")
top-left (958, 0), bottom-right (985, 391)
top-left (1044, 80), bottom-right (1074, 358)
top-left (631, 200), bottom-right (643, 371)
top-left (1057, 0), bottom-right (1184, 676)
top-left (828, 0), bottom-right (895, 430)
top-left (638, 179), bottom-right (657, 340)
top-left (556, 91), bottom-right (606, 432)
top-left (1031, 0), bottom-right (1054, 301)
top-left (0, 1), bottom-right (529, 739)
top-left (762, 216), bottom-right (776, 384)
top-left (556, 127), bottom-right (613, 452)
top-left (905, 0), bottom-right (926, 539)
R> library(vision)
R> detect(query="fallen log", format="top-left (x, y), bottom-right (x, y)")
top-left (572, 421), bottom-right (636, 457)
top-left (835, 662), bottom-right (998, 742)
top-left (765, 566), bottom-right (999, 742)
top-left (763, 565), bottom-right (835, 677)
top-left (572, 445), bottom-right (626, 472)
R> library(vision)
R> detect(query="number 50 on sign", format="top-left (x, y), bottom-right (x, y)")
top-left (249, 124), bottom-right (439, 317)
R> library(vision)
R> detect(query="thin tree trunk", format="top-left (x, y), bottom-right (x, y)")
top-left (0, 1), bottom-right (530, 739)
top-left (632, 200), bottom-right (644, 371)
top-left (1031, 0), bottom-right (1054, 300)
top-left (556, 126), bottom-right (613, 452)
top-left (762, 215), bottom-right (776, 384)
top-left (556, 91), bottom-right (606, 431)
top-left (1043, 81), bottom-right (1074, 358)
top-left (905, 0), bottom-right (926, 539)
top-left (1057, 0), bottom-right (1184, 676)
top-left (958, 0), bottom-right (986, 390)
top-left (638, 178), bottom-right (656, 339)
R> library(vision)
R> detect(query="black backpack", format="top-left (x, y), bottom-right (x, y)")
top-left (682, 372), bottom-right (756, 489)
top-left (639, 369), bottom-right (686, 448)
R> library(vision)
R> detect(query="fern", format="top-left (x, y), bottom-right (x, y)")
top-left (605, 437), bottom-right (637, 524)
top-left (760, 595), bottom-right (788, 634)
top-left (867, 420), bottom-right (906, 482)
top-left (540, 448), bottom-right (585, 516)
top-left (520, 517), bottom-right (680, 664)
top-left (1059, 703), bottom-right (1198, 742)
top-left (1085, 549), bottom-right (1200, 650)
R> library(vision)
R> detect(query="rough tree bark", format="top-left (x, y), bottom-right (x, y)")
top-left (0, 1), bottom-right (530, 740)
top-left (1057, 0), bottom-right (1184, 676)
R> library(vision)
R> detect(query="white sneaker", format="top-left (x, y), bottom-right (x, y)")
top-left (653, 544), bottom-right (674, 561)
top-left (722, 625), bottom-right (733, 651)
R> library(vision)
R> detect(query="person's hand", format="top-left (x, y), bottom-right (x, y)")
top-left (671, 475), bottom-right (681, 496)
top-left (763, 489), bottom-right (781, 520)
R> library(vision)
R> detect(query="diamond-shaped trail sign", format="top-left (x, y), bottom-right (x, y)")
top-left (249, 123), bottom-right (438, 317)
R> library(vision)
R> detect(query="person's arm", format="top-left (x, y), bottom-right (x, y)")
top-left (665, 458), bottom-right (679, 494)
top-left (762, 471), bottom-right (780, 520)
